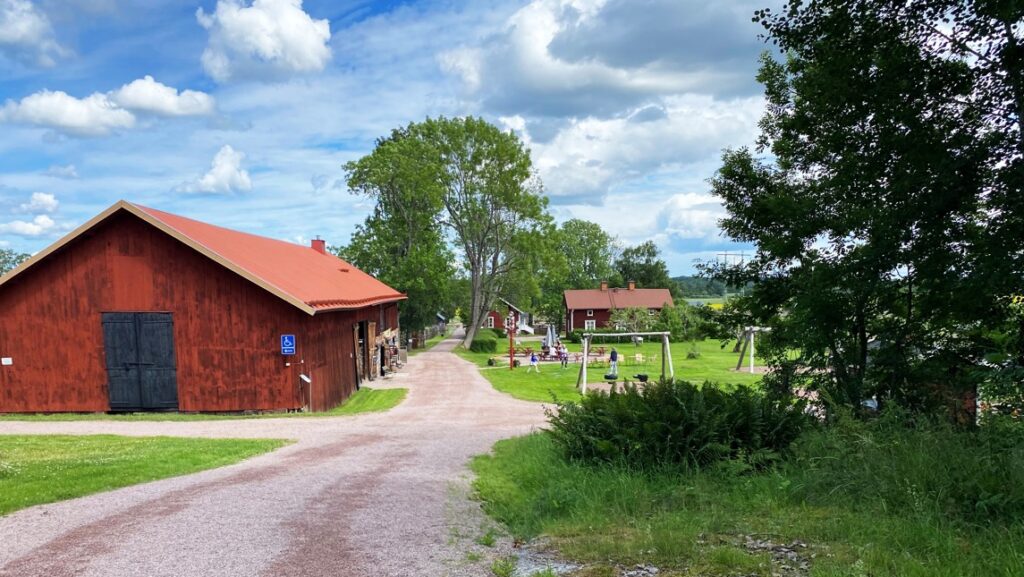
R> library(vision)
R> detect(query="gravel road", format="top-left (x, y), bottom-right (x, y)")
top-left (0, 335), bottom-right (547, 577)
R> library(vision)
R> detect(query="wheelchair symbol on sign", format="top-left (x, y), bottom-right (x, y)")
top-left (281, 334), bottom-right (296, 355)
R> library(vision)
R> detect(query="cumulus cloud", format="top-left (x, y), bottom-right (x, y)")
top-left (178, 145), bottom-right (253, 193)
top-left (110, 75), bottom-right (215, 117)
top-left (440, 0), bottom-right (769, 118)
top-left (0, 77), bottom-right (215, 136)
top-left (196, 0), bottom-right (332, 83)
top-left (0, 214), bottom-right (56, 236)
top-left (44, 163), bottom-right (78, 178)
top-left (18, 191), bottom-right (58, 213)
top-left (655, 192), bottom-right (727, 242)
top-left (0, 0), bottom-right (68, 67)
top-left (0, 90), bottom-right (134, 136)
top-left (506, 95), bottom-right (762, 204)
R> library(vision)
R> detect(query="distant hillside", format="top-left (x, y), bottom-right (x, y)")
top-left (671, 275), bottom-right (727, 298)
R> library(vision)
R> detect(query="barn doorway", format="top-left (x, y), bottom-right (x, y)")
top-left (102, 312), bottom-right (179, 411)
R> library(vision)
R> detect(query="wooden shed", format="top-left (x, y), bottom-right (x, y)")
top-left (0, 201), bottom-right (405, 413)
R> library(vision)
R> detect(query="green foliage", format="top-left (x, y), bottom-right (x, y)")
top-left (0, 435), bottom-right (286, 514)
top-left (790, 409), bottom-right (1024, 526)
top-left (547, 380), bottom-right (810, 470)
top-left (469, 337), bottom-right (498, 353)
top-left (707, 1), bottom-right (1024, 413)
top-left (344, 116), bottom-right (551, 347)
top-left (608, 306), bottom-right (654, 334)
top-left (0, 249), bottom-right (29, 275)
top-left (613, 241), bottom-right (679, 298)
top-left (341, 126), bottom-right (456, 333)
top-left (534, 219), bottom-right (618, 332)
top-left (472, 432), bottom-right (1024, 576)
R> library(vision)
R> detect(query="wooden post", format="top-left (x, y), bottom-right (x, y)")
top-left (736, 329), bottom-right (748, 371)
top-left (749, 329), bottom-right (755, 373)
top-left (665, 333), bottom-right (674, 380)
top-left (580, 336), bottom-right (589, 395)
top-left (659, 332), bottom-right (667, 381)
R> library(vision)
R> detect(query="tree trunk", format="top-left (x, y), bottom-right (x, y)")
top-left (463, 268), bottom-right (484, 347)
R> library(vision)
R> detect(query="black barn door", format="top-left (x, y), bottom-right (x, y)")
top-left (102, 313), bottom-right (178, 411)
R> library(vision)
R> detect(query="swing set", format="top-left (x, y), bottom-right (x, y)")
top-left (576, 331), bottom-right (674, 394)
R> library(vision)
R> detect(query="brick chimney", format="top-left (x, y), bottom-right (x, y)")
top-left (628, 280), bottom-right (636, 291)
top-left (600, 280), bottom-right (608, 291)
top-left (311, 237), bottom-right (326, 255)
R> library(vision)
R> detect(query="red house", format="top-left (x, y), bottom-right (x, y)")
top-left (563, 281), bottom-right (674, 333)
top-left (0, 201), bottom-right (405, 413)
top-left (481, 298), bottom-right (533, 334)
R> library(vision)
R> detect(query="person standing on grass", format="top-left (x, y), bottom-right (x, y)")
top-left (527, 351), bottom-right (540, 373)
top-left (560, 343), bottom-right (569, 368)
top-left (609, 347), bottom-right (618, 375)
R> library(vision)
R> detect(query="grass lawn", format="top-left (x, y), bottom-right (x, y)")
top-left (472, 433), bottom-right (1024, 577)
top-left (455, 338), bottom-right (764, 403)
top-left (0, 435), bottom-right (287, 515)
top-left (0, 387), bottom-right (407, 422)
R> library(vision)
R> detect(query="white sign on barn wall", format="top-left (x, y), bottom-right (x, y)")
top-left (1, 358), bottom-right (12, 366)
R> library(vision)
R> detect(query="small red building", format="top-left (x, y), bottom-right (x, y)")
top-left (563, 281), bottom-right (674, 333)
top-left (481, 298), bottom-right (533, 334)
top-left (0, 201), bottom-right (405, 413)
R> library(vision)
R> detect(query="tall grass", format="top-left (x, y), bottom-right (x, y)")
top-left (472, 431), bottom-right (1024, 576)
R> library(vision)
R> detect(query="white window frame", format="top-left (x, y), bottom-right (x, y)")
top-left (485, 316), bottom-right (494, 328)
top-left (586, 309), bottom-right (594, 317)
top-left (649, 309), bottom-right (656, 316)
top-left (584, 319), bottom-right (596, 330)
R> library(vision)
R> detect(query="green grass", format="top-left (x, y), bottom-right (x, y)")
top-left (472, 433), bottom-right (1024, 577)
top-left (0, 387), bottom-right (407, 421)
top-left (456, 338), bottom-right (763, 403)
top-left (0, 435), bottom-right (287, 515)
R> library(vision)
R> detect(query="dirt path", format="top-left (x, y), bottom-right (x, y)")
top-left (0, 335), bottom-right (547, 577)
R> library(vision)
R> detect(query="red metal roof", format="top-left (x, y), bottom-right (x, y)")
top-left (564, 287), bottom-right (674, 310)
top-left (134, 204), bottom-right (406, 313)
top-left (0, 200), bottom-right (405, 315)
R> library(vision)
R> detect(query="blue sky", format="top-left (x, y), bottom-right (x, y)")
top-left (0, 0), bottom-right (765, 275)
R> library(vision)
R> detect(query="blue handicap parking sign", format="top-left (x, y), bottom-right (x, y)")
top-left (281, 334), bottom-right (296, 355)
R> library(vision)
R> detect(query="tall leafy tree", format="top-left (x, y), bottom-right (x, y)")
top-left (0, 249), bottom-right (29, 275)
top-left (708, 1), bottom-right (1024, 414)
top-left (345, 117), bottom-right (550, 347)
top-left (614, 241), bottom-right (679, 296)
top-left (534, 219), bottom-right (617, 331)
top-left (341, 127), bottom-right (455, 334)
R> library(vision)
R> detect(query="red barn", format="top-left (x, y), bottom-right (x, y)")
top-left (0, 201), bottom-right (405, 413)
top-left (563, 281), bottom-right (674, 334)
top-left (481, 298), bottom-right (533, 334)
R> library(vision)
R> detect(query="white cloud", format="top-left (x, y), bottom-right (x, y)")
top-left (0, 90), bottom-right (135, 136)
top-left (513, 95), bottom-right (762, 203)
top-left (178, 145), bottom-right (253, 193)
top-left (655, 193), bottom-right (726, 240)
top-left (196, 0), bottom-right (331, 83)
top-left (0, 77), bottom-right (214, 136)
top-left (0, 0), bottom-right (67, 67)
top-left (44, 163), bottom-right (78, 178)
top-left (18, 191), bottom-right (58, 213)
top-left (0, 213), bottom-right (55, 236)
top-left (110, 75), bottom-right (215, 117)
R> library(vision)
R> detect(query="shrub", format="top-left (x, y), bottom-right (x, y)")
top-left (547, 379), bottom-right (810, 470)
top-left (470, 337), bottom-right (497, 353)
top-left (787, 408), bottom-right (1024, 526)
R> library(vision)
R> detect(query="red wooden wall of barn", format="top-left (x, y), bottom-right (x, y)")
top-left (0, 211), bottom-right (398, 413)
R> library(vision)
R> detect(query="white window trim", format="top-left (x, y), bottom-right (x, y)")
top-left (485, 316), bottom-right (494, 328)
top-left (584, 320), bottom-right (596, 330)
top-left (586, 309), bottom-right (594, 317)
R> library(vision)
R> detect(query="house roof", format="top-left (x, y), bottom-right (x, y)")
top-left (563, 287), bottom-right (674, 310)
top-left (498, 297), bottom-right (525, 314)
top-left (0, 200), bottom-right (406, 315)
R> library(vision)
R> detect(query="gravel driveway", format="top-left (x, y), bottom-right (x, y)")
top-left (0, 335), bottom-right (547, 577)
